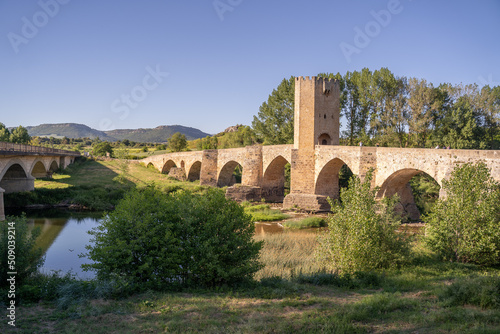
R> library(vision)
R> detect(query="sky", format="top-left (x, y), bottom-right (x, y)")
top-left (1, 0), bottom-right (499, 135)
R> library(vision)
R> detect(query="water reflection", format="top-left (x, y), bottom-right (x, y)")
top-left (24, 212), bottom-right (102, 280)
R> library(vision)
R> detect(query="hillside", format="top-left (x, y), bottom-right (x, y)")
top-left (25, 123), bottom-right (211, 143)
top-left (105, 125), bottom-right (210, 143)
top-left (26, 123), bottom-right (115, 141)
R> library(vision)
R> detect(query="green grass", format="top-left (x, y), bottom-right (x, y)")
top-left (282, 217), bottom-right (327, 229)
top-left (5, 158), bottom-right (208, 211)
top-left (3, 233), bottom-right (500, 333)
top-left (243, 204), bottom-right (290, 222)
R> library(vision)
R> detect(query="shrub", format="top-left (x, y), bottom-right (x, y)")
top-left (425, 162), bottom-right (500, 266)
top-left (243, 204), bottom-right (289, 222)
top-left (439, 275), bottom-right (500, 309)
top-left (282, 217), bottom-right (327, 229)
top-left (0, 216), bottom-right (44, 287)
top-left (316, 172), bottom-right (411, 274)
top-left (83, 187), bottom-right (262, 290)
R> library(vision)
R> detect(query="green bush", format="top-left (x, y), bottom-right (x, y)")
top-left (243, 204), bottom-right (289, 222)
top-left (282, 217), bottom-right (327, 229)
top-left (425, 162), bottom-right (500, 265)
top-left (83, 187), bottom-right (263, 290)
top-left (0, 216), bottom-right (44, 287)
top-left (316, 172), bottom-right (411, 274)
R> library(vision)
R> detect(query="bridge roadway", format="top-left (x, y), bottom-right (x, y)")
top-left (0, 142), bottom-right (80, 220)
top-left (142, 145), bottom-right (500, 219)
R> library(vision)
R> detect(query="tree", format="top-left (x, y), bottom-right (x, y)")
top-left (425, 162), bottom-right (500, 266)
top-left (93, 141), bottom-right (114, 157)
top-left (252, 76), bottom-right (295, 145)
top-left (9, 125), bottom-right (31, 144)
top-left (0, 123), bottom-right (10, 142)
top-left (316, 171), bottom-right (410, 274)
top-left (168, 132), bottom-right (187, 152)
top-left (83, 187), bottom-right (262, 289)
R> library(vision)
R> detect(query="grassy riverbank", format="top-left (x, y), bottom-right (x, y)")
top-left (4, 158), bottom-right (208, 212)
top-left (3, 233), bottom-right (500, 333)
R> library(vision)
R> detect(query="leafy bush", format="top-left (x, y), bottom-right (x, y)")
top-left (243, 204), bottom-right (289, 222)
top-left (0, 215), bottom-right (44, 287)
top-left (425, 162), bottom-right (500, 265)
top-left (316, 172), bottom-right (411, 274)
top-left (282, 217), bottom-right (327, 229)
top-left (83, 187), bottom-right (262, 290)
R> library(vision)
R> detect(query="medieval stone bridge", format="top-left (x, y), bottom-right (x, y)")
top-left (141, 144), bottom-right (500, 219)
top-left (142, 77), bottom-right (500, 220)
top-left (0, 142), bottom-right (80, 220)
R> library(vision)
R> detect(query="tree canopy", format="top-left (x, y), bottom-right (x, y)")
top-left (168, 132), bottom-right (187, 152)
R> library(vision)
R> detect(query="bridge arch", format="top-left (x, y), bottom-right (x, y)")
top-left (161, 160), bottom-right (177, 174)
top-left (187, 161), bottom-right (202, 181)
top-left (0, 159), bottom-right (33, 193)
top-left (315, 158), bottom-right (353, 200)
top-left (30, 159), bottom-right (48, 178)
top-left (49, 160), bottom-right (59, 173)
top-left (377, 168), bottom-right (441, 221)
top-left (261, 155), bottom-right (290, 202)
top-left (217, 160), bottom-right (243, 187)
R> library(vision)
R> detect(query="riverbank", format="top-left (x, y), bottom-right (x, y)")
top-left (3, 233), bottom-right (500, 333)
top-left (4, 158), bottom-right (208, 213)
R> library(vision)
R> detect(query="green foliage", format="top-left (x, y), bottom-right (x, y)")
top-left (439, 275), bottom-right (500, 309)
top-left (252, 76), bottom-right (295, 145)
top-left (317, 172), bottom-right (411, 274)
top-left (83, 187), bottom-right (262, 289)
top-left (425, 162), bottom-right (500, 265)
top-left (92, 141), bottom-right (114, 157)
top-left (282, 217), bottom-right (327, 229)
top-left (0, 123), bottom-right (11, 142)
top-left (409, 173), bottom-right (440, 216)
top-left (215, 126), bottom-right (259, 149)
top-left (167, 132), bottom-right (187, 152)
top-left (0, 216), bottom-right (44, 287)
top-left (156, 144), bottom-right (166, 151)
top-left (243, 204), bottom-right (289, 222)
top-left (9, 125), bottom-right (31, 144)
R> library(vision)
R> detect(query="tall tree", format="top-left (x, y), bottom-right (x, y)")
top-left (168, 132), bottom-right (187, 152)
top-left (0, 123), bottom-right (10, 142)
top-left (407, 78), bottom-right (435, 147)
top-left (9, 125), bottom-right (31, 144)
top-left (252, 76), bottom-right (294, 145)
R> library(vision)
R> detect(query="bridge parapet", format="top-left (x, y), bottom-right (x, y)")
top-left (0, 142), bottom-right (80, 157)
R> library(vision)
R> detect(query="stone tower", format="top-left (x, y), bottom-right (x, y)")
top-left (283, 76), bottom-right (340, 210)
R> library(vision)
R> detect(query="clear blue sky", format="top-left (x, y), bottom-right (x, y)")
top-left (1, 0), bottom-right (499, 134)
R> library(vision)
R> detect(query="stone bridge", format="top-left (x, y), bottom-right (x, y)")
top-left (141, 144), bottom-right (500, 219)
top-left (0, 142), bottom-right (80, 220)
top-left (142, 76), bottom-right (500, 220)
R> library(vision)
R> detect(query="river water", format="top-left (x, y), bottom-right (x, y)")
top-left (18, 210), bottom-right (289, 280)
top-left (15, 210), bottom-right (422, 280)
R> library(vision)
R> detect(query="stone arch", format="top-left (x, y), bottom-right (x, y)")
top-left (0, 160), bottom-right (33, 193)
top-left (161, 160), bottom-right (177, 174)
top-left (377, 168), bottom-right (441, 221)
top-left (187, 161), bottom-right (202, 181)
top-left (217, 161), bottom-right (242, 187)
top-left (180, 160), bottom-right (185, 169)
top-left (31, 160), bottom-right (48, 178)
top-left (261, 155), bottom-right (290, 202)
top-left (315, 158), bottom-right (353, 200)
top-left (318, 133), bottom-right (332, 145)
top-left (146, 162), bottom-right (155, 169)
top-left (49, 160), bottom-right (59, 172)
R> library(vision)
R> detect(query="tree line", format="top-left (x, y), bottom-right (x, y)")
top-left (0, 123), bottom-right (31, 144)
top-left (252, 69), bottom-right (500, 149)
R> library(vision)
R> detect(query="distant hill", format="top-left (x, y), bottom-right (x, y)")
top-left (105, 125), bottom-right (210, 143)
top-left (26, 123), bottom-right (115, 141)
top-left (25, 123), bottom-right (210, 143)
